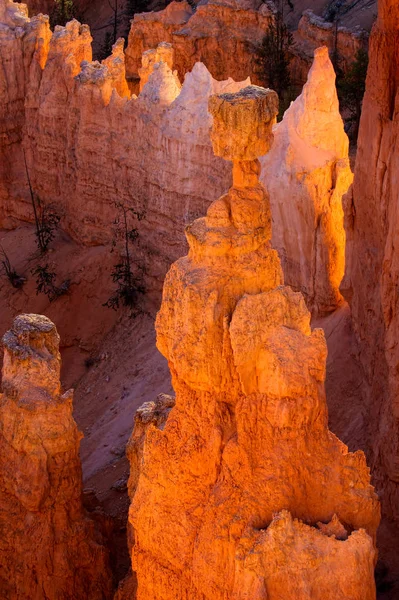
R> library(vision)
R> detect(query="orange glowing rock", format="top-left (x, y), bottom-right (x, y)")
top-left (128, 86), bottom-right (380, 599)
top-left (261, 46), bottom-right (352, 315)
top-left (0, 314), bottom-right (111, 599)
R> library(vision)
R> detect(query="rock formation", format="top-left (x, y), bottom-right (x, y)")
top-left (128, 86), bottom-right (380, 599)
top-left (0, 0), bottom-right (354, 313)
top-left (262, 46), bottom-right (352, 314)
top-left (137, 41), bottom-right (174, 92)
top-left (0, 314), bottom-right (111, 599)
top-left (290, 9), bottom-right (368, 87)
top-left (125, 0), bottom-right (370, 91)
top-left (342, 0), bottom-right (399, 522)
top-left (125, 0), bottom-right (274, 86)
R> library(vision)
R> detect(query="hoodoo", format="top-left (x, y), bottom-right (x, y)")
top-left (262, 46), bottom-right (352, 315)
top-left (128, 86), bottom-right (380, 599)
top-left (0, 314), bottom-right (111, 599)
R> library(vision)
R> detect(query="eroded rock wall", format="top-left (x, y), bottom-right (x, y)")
top-left (342, 0), bottom-right (399, 520)
top-left (0, 314), bottom-right (111, 599)
top-left (290, 9), bottom-right (368, 86)
top-left (125, 0), bottom-right (274, 87)
top-left (0, 2), bottom-right (352, 312)
top-left (128, 85), bottom-right (380, 600)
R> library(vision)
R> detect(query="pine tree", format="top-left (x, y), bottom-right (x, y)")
top-left (50, 0), bottom-right (78, 27)
top-left (255, 3), bottom-right (293, 99)
top-left (337, 48), bottom-right (369, 141)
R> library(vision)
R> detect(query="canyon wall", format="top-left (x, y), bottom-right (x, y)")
top-left (0, 314), bottom-right (111, 599)
top-left (125, 0), bottom-right (274, 89)
top-left (128, 86), bottom-right (380, 600)
top-left (0, 1), bottom-right (350, 312)
top-left (342, 0), bottom-right (399, 520)
top-left (125, 0), bottom-right (368, 91)
top-left (290, 9), bottom-right (368, 86)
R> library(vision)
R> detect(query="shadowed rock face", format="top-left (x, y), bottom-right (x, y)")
top-left (342, 0), bottom-right (399, 521)
top-left (0, 314), bottom-right (112, 600)
top-left (128, 87), bottom-right (380, 600)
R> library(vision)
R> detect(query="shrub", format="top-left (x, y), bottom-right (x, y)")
top-left (24, 153), bottom-right (60, 253)
top-left (0, 246), bottom-right (25, 289)
top-left (32, 264), bottom-right (70, 302)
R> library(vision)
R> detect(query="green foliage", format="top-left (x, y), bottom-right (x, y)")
top-left (32, 264), bottom-right (70, 302)
top-left (104, 203), bottom-right (146, 311)
top-left (255, 7), bottom-right (293, 100)
top-left (50, 0), bottom-right (79, 27)
top-left (337, 48), bottom-right (369, 140)
top-left (0, 246), bottom-right (25, 289)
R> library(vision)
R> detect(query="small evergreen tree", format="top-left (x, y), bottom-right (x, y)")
top-left (50, 0), bottom-right (79, 27)
top-left (337, 48), bottom-right (369, 141)
top-left (104, 202), bottom-right (146, 311)
top-left (98, 31), bottom-right (114, 61)
top-left (255, 2), bottom-right (293, 101)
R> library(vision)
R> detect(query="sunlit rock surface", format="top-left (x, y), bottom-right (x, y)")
top-left (262, 46), bottom-right (352, 314)
top-left (125, 0), bottom-right (274, 85)
top-left (0, 314), bottom-right (111, 599)
top-left (128, 86), bottom-right (380, 600)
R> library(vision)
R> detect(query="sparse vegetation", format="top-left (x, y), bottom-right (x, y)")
top-left (104, 202), bottom-right (146, 311)
top-left (98, 31), bottom-right (114, 61)
top-left (32, 264), bottom-right (70, 302)
top-left (0, 246), bottom-right (25, 289)
top-left (337, 48), bottom-right (369, 141)
top-left (50, 0), bottom-right (79, 28)
top-left (24, 152), bottom-right (60, 254)
top-left (255, 0), bottom-right (294, 115)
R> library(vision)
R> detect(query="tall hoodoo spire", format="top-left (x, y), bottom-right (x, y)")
top-left (127, 86), bottom-right (379, 599)
top-left (0, 314), bottom-right (111, 600)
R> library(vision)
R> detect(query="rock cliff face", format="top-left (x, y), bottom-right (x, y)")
top-left (342, 0), bottom-right (399, 521)
top-left (129, 86), bottom-right (380, 600)
top-left (290, 9), bottom-right (368, 86)
top-left (0, 314), bottom-right (111, 599)
top-left (125, 0), bottom-right (369, 91)
top-left (0, 1), bottom-right (353, 312)
top-left (0, 1), bottom-right (247, 303)
top-left (125, 0), bottom-right (274, 85)
top-left (262, 46), bottom-right (351, 314)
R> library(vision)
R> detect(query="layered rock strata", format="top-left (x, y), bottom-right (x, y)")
top-left (125, 0), bottom-right (370, 90)
top-left (129, 86), bottom-right (380, 599)
top-left (342, 0), bottom-right (399, 520)
top-left (0, 1), bottom-right (353, 311)
top-left (290, 9), bottom-right (368, 86)
top-left (0, 314), bottom-right (111, 599)
top-left (125, 0), bottom-right (274, 86)
top-left (262, 46), bottom-right (351, 314)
